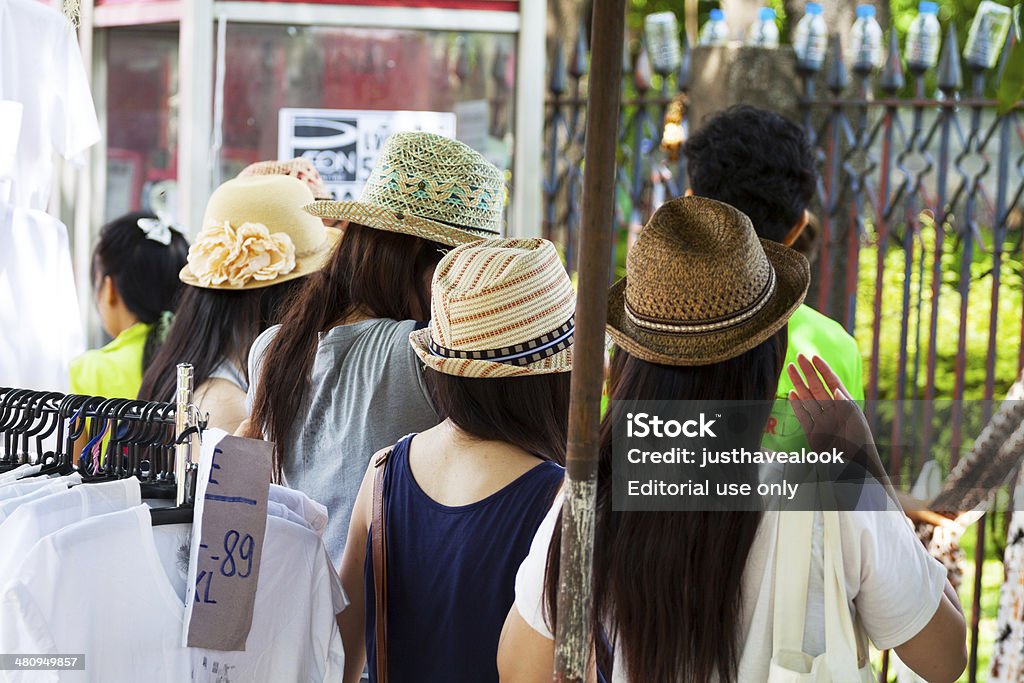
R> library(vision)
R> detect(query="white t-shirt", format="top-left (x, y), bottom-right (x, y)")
top-left (0, 477), bottom-right (140, 578)
top-left (514, 494), bottom-right (948, 682)
top-left (0, 473), bottom-right (81, 501)
top-left (0, 505), bottom-right (344, 682)
top-left (0, 479), bottom-right (70, 523)
top-left (0, 206), bottom-right (85, 391)
top-left (0, 464), bottom-right (40, 483)
top-left (0, 0), bottom-right (100, 210)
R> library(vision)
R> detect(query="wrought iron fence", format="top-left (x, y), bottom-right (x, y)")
top-left (544, 21), bottom-right (1023, 683)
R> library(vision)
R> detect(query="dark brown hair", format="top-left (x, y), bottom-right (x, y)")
top-left (247, 222), bottom-right (448, 480)
top-left (427, 369), bottom-right (572, 465)
top-left (137, 282), bottom-right (298, 402)
top-left (544, 329), bottom-right (787, 682)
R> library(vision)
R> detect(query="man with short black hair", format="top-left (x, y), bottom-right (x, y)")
top-left (683, 104), bottom-right (864, 452)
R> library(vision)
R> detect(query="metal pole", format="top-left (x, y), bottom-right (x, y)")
top-left (174, 363), bottom-right (195, 507)
top-left (554, 0), bottom-right (625, 680)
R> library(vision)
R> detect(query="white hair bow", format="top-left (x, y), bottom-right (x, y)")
top-left (137, 217), bottom-right (179, 245)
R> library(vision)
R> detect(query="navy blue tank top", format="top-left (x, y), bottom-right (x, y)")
top-left (365, 434), bottom-right (564, 682)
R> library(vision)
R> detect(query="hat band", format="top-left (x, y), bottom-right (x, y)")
top-left (296, 238), bottom-right (328, 259)
top-left (625, 268), bottom-right (777, 334)
top-left (428, 316), bottom-right (574, 367)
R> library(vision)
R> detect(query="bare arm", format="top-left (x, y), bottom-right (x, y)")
top-left (892, 588), bottom-right (967, 683)
top-left (337, 454), bottom-right (378, 683)
top-left (497, 606), bottom-right (556, 682)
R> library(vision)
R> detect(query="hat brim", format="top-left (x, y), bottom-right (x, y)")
top-left (179, 226), bottom-right (342, 290)
top-left (305, 200), bottom-right (499, 248)
top-left (409, 327), bottom-right (573, 379)
top-left (606, 240), bottom-right (810, 366)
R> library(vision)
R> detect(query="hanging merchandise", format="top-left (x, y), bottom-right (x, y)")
top-left (0, 206), bottom-right (85, 392)
top-left (0, 0), bottom-right (99, 211)
top-left (0, 374), bottom-right (346, 683)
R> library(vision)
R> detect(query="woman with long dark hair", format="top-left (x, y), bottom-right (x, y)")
top-left (246, 132), bottom-right (506, 563)
top-left (498, 197), bottom-right (967, 683)
top-left (70, 211), bottom-right (188, 399)
top-left (139, 174), bottom-right (339, 432)
top-left (337, 238), bottom-right (572, 683)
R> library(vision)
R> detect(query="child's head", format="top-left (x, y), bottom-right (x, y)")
top-left (91, 211), bottom-right (189, 365)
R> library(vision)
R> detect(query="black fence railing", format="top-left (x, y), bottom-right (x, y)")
top-left (544, 22), bottom-right (1023, 683)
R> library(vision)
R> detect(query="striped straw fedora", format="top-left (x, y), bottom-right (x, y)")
top-left (607, 196), bottom-right (809, 366)
top-left (304, 132), bottom-right (505, 247)
top-left (409, 238), bottom-right (575, 378)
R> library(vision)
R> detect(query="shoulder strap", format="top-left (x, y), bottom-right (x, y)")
top-left (822, 509), bottom-right (870, 676)
top-left (371, 448), bottom-right (392, 683)
top-left (772, 510), bottom-right (814, 655)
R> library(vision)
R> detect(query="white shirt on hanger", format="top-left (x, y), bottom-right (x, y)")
top-left (0, 205), bottom-right (85, 391)
top-left (0, 464), bottom-right (40, 483)
top-left (0, 504), bottom-right (344, 682)
top-left (0, 472), bottom-right (80, 500)
top-left (0, 479), bottom-right (69, 523)
top-left (0, 477), bottom-right (140, 578)
top-left (0, 0), bottom-right (100, 210)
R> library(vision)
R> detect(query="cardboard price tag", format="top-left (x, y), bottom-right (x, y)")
top-left (183, 431), bottom-right (273, 651)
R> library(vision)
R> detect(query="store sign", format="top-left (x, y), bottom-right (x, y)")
top-left (278, 108), bottom-right (456, 201)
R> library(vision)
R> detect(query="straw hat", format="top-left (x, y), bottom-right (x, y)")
top-left (607, 196), bottom-right (809, 366)
top-left (304, 132), bottom-right (505, 247)
top-left (238, 158), bottom-right (333, 200)
top-left (180, 175), bottom-right (341, 290)
top-left (409, 238), bottom-right (575, 378)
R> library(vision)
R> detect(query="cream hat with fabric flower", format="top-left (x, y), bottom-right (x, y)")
top-left (180, 175), bottom-right (341, 290)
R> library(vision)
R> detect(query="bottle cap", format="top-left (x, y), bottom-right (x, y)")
top-left (805, 2), bottom-right (823, 15)
top-left (709, 8), bottom-right (725, 21)
top-left (919, 1), bottom-right (938, 14)
top-left (758, 7), bottom-right (776, 21)
top-left (856, 4), bottom-right (876, 18)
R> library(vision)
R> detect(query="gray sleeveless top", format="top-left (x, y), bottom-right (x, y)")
top-left (248, 319), bottom-right (440, 565)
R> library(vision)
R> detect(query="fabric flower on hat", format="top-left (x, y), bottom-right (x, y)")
top-left (187, 221), bottom-right (297, 288)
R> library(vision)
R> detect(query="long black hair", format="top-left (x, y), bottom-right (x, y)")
top-left (91, 211), bottom-right (189, 370)
top-left (137, 281), bottom-right (299, 403)
top-left (545, 329), bottom-right (787, 682)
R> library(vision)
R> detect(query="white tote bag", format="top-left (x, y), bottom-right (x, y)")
top-left (768, 510), bottom-right (874, 683)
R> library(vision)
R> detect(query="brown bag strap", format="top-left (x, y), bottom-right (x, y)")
top-left (371, 448), bottom-right (391, 683)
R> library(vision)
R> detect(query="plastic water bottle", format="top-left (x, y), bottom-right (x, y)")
top-left (793, 2), bottom-right (828, 71)
top-left (850, 4), bottom-right (884, 72)
top-left (747, 7), bottom-right (780, 48)
top-left (699, 9), bottom-right (730, 47)
top-left (644, 11), bottom-right (682, 74)
top-left (906, 1), bottom-right (941, 72)
top-left (964, 0), bottom-right (1012, 69)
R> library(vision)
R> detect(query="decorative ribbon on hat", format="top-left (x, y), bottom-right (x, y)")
top-left (137, 216), bottom-right (181, 246)
top-left (625, 267), bottom-right (777, 334)
top-left (428, 316), bottom-right (575, 367)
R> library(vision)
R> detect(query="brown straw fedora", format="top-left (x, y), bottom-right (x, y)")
top-left (606, 196), bottom-right (809, 366)
top-left (303, 132), bottom-right (505, 247)
top-left (409, 238), bottom-right (575, 378)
